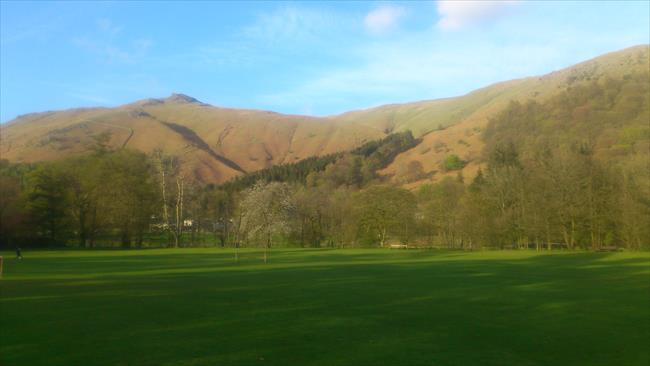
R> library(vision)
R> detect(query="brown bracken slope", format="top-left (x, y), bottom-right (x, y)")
top-left (1, 45), bottom-right (647, 184)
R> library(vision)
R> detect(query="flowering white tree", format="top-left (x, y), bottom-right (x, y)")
top-left (239, 181), bottom-right (294, 263)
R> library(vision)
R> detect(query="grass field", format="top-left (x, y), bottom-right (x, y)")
top-left (1, 249), bottom-right (648, 366)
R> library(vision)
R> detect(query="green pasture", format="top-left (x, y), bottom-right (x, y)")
top-left (1, 249), bottom-right (648, 366)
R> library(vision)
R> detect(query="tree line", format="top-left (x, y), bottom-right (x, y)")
top-left (0, 72), bottom-right (648, 251)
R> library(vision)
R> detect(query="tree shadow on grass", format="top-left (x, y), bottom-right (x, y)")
top-left (1, 251), bottom-right (648, 366)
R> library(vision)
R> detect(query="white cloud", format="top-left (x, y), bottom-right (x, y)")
top-left (73, 37), bottom-right (151, 64)
top-left (364, 5), bottom-right (406, 34)
top-left (254, 26), bottom-right (638, 116)
top-left (437, 0), bottom-right (519, 31)
top-left (190, 7), bottom-right (353, 68)
top-left (0, 21), bottom-right (59, 45)
top-left (72, 20), bottom-right (152, 64)
top-left (97, 18), bottom-right (123, 38)
top-left (242, 7), bottom-right (344, 43)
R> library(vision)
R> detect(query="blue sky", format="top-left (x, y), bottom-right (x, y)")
top-left (1, 1), bottom-right (648, 122)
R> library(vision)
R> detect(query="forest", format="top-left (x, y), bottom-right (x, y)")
top-left (1, 73), bottom-right (648, 251)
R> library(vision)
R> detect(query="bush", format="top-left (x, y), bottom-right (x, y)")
top-left (443, 154), bottom-right (465, 171)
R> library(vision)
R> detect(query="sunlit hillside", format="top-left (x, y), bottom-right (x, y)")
top-left (1, 45), bottom-right (648, 184)
top-left (379, 44), bottom-right (649, 186)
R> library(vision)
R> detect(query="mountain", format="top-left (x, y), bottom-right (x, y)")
top-left (378, 44), bottom-right (649, 186)
top-left (1, 95), bottom-right (384, 183)
top-left (1, 45), bottom-right (648, 184)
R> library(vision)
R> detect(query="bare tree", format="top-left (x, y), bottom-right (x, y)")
top-left (153, 150), bottom-right (185, 248)
top-left (174, 174), bottom-right (185, 247)
top-left (238, 181), bottom-right (294, 263)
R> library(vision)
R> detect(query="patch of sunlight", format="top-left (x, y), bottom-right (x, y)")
top-left (593, 252), bottom-right (650, 262)
top-left (580, 264), bottom-right (612, 269)
top-left (65, 289), bottom-right (173, 299)
top-left (383, 295), bottom-right (436, 307)
top-left (54, 280), bottom-right (114, 286)
top-left (538, 302), bottom-right (573, 313)
top-left (0, 295), bottom-right (63, 302)
top-left (467, 272), bottom-right (495, 277)
top-left (512, 282), bottom-right (554, 291)
top-left (629, 269), bottom-right (650, 276)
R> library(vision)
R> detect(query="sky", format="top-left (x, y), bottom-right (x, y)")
top-left (1, 1), bottom-right (649, 122)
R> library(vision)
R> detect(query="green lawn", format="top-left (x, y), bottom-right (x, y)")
top-left (1, 249), bottom-right (648, 366)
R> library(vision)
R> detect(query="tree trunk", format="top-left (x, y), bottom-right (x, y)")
top-left (78, 208), bottom-right (87, 248)
top-left (224, 217), bottom-right (230, 248)
top-left (136, 231), bottom-right (143, 248)
top-left (545, 220), bottom-right (551, 251)
top-left (264, 231), bottom-right (271, 263)
top-left (174, 176), bottom-right (184, 248)
top-left (121, 226), bottom-right (131, 248)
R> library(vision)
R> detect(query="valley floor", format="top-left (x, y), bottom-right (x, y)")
top-left (0, 249), bottom-right (648, 366)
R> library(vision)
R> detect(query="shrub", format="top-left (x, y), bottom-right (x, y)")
top-left (443, 154), bottom-right (465, 171)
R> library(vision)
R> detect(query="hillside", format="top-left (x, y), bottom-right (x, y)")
top-left (1, 96), bottom-right (384, 183)
top-left (1, 45), bottom-right (648, 184)
top-left (378, 44), bottom-right (649, 186)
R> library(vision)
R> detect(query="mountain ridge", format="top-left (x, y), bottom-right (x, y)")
top-left (1, 44), bottom-right (648, 184)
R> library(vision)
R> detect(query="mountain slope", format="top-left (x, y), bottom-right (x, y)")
top-left (1, 95), bottom-right (385, 182)
top-left (377, 44), bottom-right (649, 186)
top-left (1, 45), bottom-right (647, 184)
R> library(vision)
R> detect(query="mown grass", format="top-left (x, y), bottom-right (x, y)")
top-left (0, 248), bottom-right (648, 366)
